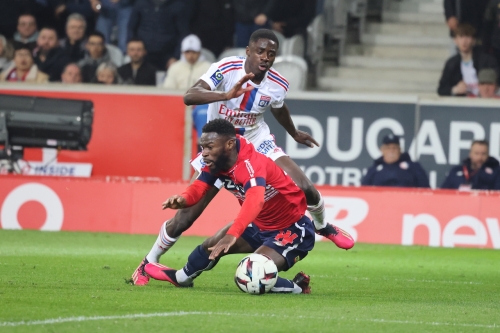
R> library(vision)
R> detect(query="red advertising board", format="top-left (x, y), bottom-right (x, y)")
top-left (0, 175), bottom-right (498, 249)
top-left (0, 87), bottom-right (186, 181)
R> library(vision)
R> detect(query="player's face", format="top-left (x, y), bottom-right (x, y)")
top-left (246, 38), bottom-right (277, 77)
top-left (200, 133), bottom-right (232, 174)
top-left (380, 143), bottom-right (401, 164)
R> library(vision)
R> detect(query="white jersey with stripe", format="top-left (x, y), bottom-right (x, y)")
top-left (199, 56), bottom-right (289, 143)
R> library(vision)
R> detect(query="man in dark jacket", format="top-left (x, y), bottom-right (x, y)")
top-left (271, 0), bottom-right (316, 38)
top-left (361, 134), bottom-right (430, 188)
top-left (438, 23), bottom-right (498, 96)
top-left (33, 27), bottom-right (70, 81)
top-left (59, 13), bottom-right (87, 62)
top-left (127, 0), bottom-right (193, 70)
top-left (441, 140), bottom-right (499, 190)
top-left (118, 38), bottom-right (156, 85)
top-left (77, 31), bottom-right (112, 83)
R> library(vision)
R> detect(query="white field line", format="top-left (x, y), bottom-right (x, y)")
top-left (312, 275), bottom-right (484, 285)
top-left (0, 312), bottom-right (498, 329)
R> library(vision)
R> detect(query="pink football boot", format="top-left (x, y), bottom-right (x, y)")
top-left (316, 224), bottom-right (355, 250)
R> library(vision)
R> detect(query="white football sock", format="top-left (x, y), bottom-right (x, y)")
top-left (175, 269), bottom-right (193, 285)
top-left (307, 194), bottom-right (326, 229)
top-left (145, 221), bottom-right (178, 263)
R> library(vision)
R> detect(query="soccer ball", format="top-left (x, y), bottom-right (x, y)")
top-left (234, 253), bottom-right (278, 295)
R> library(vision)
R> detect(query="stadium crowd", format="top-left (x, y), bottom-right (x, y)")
top-left (0, 0), bottom-right (316, 86)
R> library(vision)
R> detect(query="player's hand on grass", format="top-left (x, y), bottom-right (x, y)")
top-left (293, 129), bottom-right (319, 148)
top-left (225, 73), bottom-right (255, 100)
top-left (208, 234), bottom-right (237, 260)
top-left (161, 195), bottom-right (186, 210)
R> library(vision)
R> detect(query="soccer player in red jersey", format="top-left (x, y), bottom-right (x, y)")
top-left (145, 119), bottom-right (315, 293)
top-left (131, 29), bottom-right (354, 286)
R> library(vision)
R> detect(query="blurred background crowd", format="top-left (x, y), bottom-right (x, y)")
top-left (0, 0), bottom-right (498, 95)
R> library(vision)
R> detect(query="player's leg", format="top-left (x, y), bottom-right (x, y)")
top-left (253, 215), bottom-right (316, 294)
top-left (274, 155), bottom-right (354, 250)
top-left (145, 222), bottom-right (255, 287)
top-left (131, 186), bottom-right (219, 285)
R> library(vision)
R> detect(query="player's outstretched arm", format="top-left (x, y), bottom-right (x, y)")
top-left (183, 74), bottom-right (255, 105)
top-left (270, 103), bottom-right (320, 148)
top-left (162, 179), bottom-right (212, 210)
top-left (208, 234), bottom-right (237, 260)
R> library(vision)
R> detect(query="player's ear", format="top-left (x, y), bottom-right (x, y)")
top-left (226, 138), bottom-right (236, 150)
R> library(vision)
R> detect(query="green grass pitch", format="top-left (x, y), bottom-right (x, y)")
top-left (0, 229), bottom-right (499, 333)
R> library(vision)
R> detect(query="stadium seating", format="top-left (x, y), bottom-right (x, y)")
top-left (273, 30), bottom-right (286, 56)
top-left (201, 48), bottom-right (216, 64)
top-left (280, 34), bottom-right (305, 58)
top-left (273, 55), bottom-right (308, 91)
top-left (217, 48), bottom-right (247, 61)
top-left (106, 44), bottom-right (124, 67)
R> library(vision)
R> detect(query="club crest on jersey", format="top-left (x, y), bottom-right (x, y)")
top-left (210, 69), bottom-right (223, 87)
top-left (258, 95), bottom-right (271, 107)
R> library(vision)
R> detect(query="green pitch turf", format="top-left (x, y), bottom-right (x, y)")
top-left (0, 230), bottom-right (499, 333)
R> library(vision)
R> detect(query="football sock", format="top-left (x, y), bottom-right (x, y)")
top-left (145, 221), bottom-right (178, 263)
top-left (271, 277), bottom-right (302, 294)
top-left (176, 245), bottom-right (218, 284)
top-left (308, 194), bottom-right (326, 230)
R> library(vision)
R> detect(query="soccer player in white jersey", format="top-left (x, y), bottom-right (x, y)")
top-left (131, 29), bottom-right (354, 286)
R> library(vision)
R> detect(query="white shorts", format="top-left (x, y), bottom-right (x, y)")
top-left (190, 134), bottom-right (287, 188)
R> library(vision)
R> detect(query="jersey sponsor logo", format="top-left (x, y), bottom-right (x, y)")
top-left (218, 104), bottom-right (257, 126)
top-left (244, 159), bottom-right (254, 177)
top-left (273, 230), bottom-right (298, 246)
top-left (256, 139), bottom-right (277, 155)
top-left (258, 95), bottom-right (271, 107)
top-left (210, 69), bottom-right (223, 87)
top-left (221, 177), bottom-right (245, 195)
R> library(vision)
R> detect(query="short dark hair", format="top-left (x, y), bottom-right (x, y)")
top-left (249, 29), bottom-right (279, 49)
top-left (127, 38), bottom-right (145, 46)
top-left (455, 24), bottom-right (476, 38)
top-left (471, 140), bottom-right (489, 149)
top-left (88, 31), bottom-right (105, 43)
top-left (40, 26), bottom-right (58, 38)
top-left (14, 44), bottom-right (32, 55)
top-left (202, 119), bottom-right (236, 138)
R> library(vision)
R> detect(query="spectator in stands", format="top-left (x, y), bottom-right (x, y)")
top-left (33, 27), bottom-right (70, 82)
top-left (95, 0), bottom-right (135, 53)
top-left (270, 0), bottom-right (316, 38)
top-left (59, 13), bottom-right (87, 62)
top-left (233, 0), bottom-right (278, 48)
top-left (163, 34), bottom-right (210, 89)
top-left (0, 45), bottom-right (49, 83)
top-left (190, 0), bottom-right (234, 58)
top-left (118, 38), bottom-right (156, 86)
top-left (0, 35), bottom-right (14, 72)
top-left (53, 0), bottom-right (95, 37)
top-left (483, 0), bottom-right (500, 72)
top-left (94, 61), bottom-right (120, 84)
top-left (61, 62), bottom-right (82, 83)
top-left (13, 13), bottom-right (39, 51)
top-left (441, 140), bottom-right (499, 190)
top-left (361, 134), bottom-right (430, 188)
top-left (444, 0), bottom-right (490, 51)
top-left (477, 68), bottom-right (500, 98)
top-left (127, 0), bottom-right (192, 70)
top-left (437, 24), bottom-right (497, 97)
top-left (78, 31), bottom-right (112, 83)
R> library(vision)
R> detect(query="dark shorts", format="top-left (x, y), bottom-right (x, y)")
top-left (240, 215), bottom-right (315, 271)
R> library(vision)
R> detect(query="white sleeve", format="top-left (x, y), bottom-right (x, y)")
top-left (270, 88), bottom-right (287, 108)
top-left (199, 61), bottom-right (225, 91)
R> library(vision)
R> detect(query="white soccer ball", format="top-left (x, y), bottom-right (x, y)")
top-left (234, 253), bottom-right (278, 295)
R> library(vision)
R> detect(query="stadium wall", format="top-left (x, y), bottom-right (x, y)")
top-left (0, 84), bottom-right (499, 249)
top-left (0, 176), bottom-right (499, 249)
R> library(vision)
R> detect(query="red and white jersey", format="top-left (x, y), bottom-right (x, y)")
top-left (197, 135), bottom-right (306, 231)
top-left (199, 56), bottom-right (289, 143)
